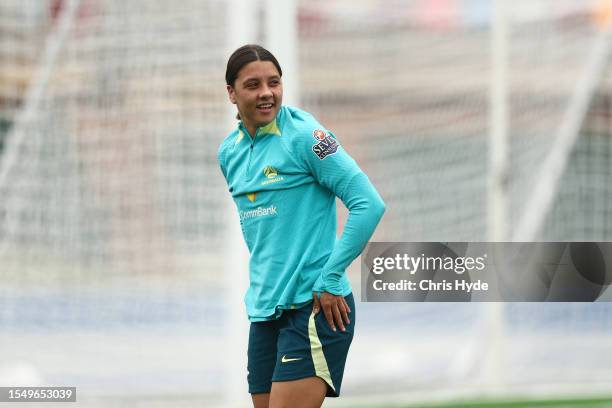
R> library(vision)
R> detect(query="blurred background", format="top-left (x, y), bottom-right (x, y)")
top-left (2, 0), bottom-right (612, 407)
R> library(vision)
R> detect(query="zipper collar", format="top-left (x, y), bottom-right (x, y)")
top-left (238, 122), bottom-right (256, 141)
top-left (238, 108), bottom-right (283, 143)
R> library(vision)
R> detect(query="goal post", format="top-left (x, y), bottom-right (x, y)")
top-left (513, 25), bottom-right (612, 241)
top-left (0, 0), bottom-right (81, 255)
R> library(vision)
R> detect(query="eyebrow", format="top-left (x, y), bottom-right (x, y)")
top-left (241, 75), bottom-right (281, 85)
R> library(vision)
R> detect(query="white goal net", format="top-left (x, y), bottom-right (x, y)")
top-left (1, 0), bottom-right (612, 406)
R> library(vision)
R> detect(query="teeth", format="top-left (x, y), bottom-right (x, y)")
top-left (258, 104), bottom-right (272, 108)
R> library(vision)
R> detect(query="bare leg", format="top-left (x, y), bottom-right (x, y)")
top-left (251, 392), bottom-right (270, 408)
top-left (269, 377), bottom-right (327, 408)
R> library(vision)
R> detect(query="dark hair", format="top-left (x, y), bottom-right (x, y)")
top-left (225, 44), bottom-right (282, 87)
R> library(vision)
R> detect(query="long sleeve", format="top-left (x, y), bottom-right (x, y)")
top-left (297, 129), bottom-right (386, 295)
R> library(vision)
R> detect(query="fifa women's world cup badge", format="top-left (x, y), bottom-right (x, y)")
top-left (311, 129), bottom-right (339, 160)
top-left (312, 129), bottom-right (326, 140)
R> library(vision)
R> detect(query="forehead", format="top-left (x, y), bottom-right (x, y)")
top-left (236, 60), bottom-right (280, 82)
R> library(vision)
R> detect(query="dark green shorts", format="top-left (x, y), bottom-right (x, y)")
top-left (247, 293), bottom-right (355, 397)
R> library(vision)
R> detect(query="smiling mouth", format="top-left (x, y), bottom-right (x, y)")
top-left (257, 103), bottom-right (274, 112)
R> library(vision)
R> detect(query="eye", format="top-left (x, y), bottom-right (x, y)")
top-left (269, 79), bottom-right (280, 87)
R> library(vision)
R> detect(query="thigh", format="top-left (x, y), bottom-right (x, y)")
top-left (269, 377), bottom-right (326, 408)
top-left (251, 392), bottom-right (270, 408)
top-left (248, 320), bottom-right (280, 395)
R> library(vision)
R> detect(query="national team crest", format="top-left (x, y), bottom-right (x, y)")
top-left (263, 166), bottom-right (278, 179)
top-left (312, 129), bottom-right (327, 141)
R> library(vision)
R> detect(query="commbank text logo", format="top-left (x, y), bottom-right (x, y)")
top-left (240, 205), bottom-right (277, 221)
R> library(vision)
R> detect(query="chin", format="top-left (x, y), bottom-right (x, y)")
top-left (258, 111), bottom-right (278, 123)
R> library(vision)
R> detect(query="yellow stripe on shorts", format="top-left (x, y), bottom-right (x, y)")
top-left (308, 312), bottom-right (335, 393)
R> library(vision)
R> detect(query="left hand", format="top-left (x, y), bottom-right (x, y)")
top-left (312, 291), bottom-right (351, 332)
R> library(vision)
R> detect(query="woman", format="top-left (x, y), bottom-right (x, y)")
top-left (218, 44), bottom-right (385, 408)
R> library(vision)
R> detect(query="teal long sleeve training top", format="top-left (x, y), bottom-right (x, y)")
top-left (218, 106), bottom-right (385, 322)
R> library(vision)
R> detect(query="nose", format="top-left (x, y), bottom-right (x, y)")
top-left (260, 84), bottom-right (273, 99)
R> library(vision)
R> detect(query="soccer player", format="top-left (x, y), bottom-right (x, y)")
top-left (218, 44), bottom-right (385, 408)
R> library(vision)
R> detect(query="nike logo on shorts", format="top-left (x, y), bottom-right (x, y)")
top-left (281, 355), bottom-right (302, 363)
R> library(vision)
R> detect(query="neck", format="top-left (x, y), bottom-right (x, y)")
top-left (245, 124), bottom-right (256, 138)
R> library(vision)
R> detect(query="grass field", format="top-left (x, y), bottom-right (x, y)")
top-left (378, 398), bottom-right (612, 408)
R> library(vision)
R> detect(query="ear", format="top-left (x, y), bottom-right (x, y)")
top-left (227, 84), bottom-right (237, 104)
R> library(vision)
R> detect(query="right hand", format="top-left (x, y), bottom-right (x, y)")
top-left (312, 291), bottom-right (351, 332)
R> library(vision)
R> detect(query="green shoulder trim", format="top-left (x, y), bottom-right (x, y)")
top-left (259, 119), bottom-right (282, 137)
